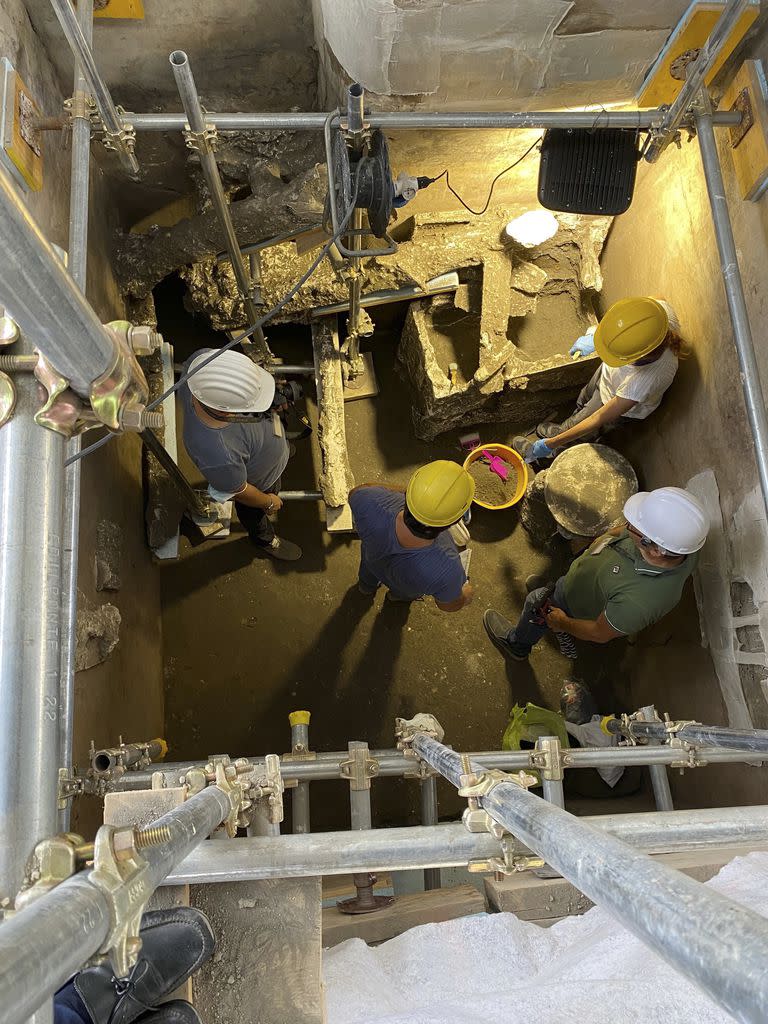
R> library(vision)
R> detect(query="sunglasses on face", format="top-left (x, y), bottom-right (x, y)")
top-left (627, 523), bottom-right (668, 555)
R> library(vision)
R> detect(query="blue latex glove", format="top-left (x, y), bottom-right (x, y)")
top-left (526, 439), bottom-right (552, 463)
top-left (569, 333), bottom-right (596, 358)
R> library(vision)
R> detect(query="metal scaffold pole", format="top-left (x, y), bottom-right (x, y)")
top-left (410, 730), bottom-right (768, 1024)
top-left (0, 785), bottom-right (233, 1024)
top-left (289, 711), bottom-right (311, 835)
top-left (168, 51), bottom-right (270, 363)
top-left (59, 0), bottom-right (94, 834)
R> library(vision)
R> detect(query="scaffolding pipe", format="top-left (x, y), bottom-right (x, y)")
top-left (125, 109), bottom-right (742, 132)
top-left (645, 0), bottom-right (750, 162)
top-left (165, 805), bottom-right (768, 884)
top-left (0, 367), bottom-right (65, 908)
top-left (0, 166), bottom-right (118, 396)
top-left (168, 51), bottom-right (269, 362)
top-left (420, 777), bottom-right (441, 890)
top-left (48, 0), bottom-right (139, 177)
top-left (607, 713), bottom-right (768, 754)
top-left (639, 706), bottom-right (674, 812)
top-left (694, 91), bottom-right (768, 519)
top-left (412, 732), bottom-right (768, 1024)
top-left (290, 713), bottom-right (311, 835)
top-left (311, 280), bottom-right (460, 317)
top-left (0, 785), bottom-right (232, 1024)
top-left (59, 0), bottom-right (93, 837)
top-left (114, 742), bottom-right (768, 790)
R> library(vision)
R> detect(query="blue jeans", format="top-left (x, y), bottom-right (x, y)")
top-left (509, 577), bottom-right (572, 650)
top-left (54, 981), bottom-right (90, 1024)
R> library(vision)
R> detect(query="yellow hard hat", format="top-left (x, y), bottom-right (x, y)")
top-left (406, 460), bottom-right (475, 528)
top-left (594, 298), bottom-right (669, 367)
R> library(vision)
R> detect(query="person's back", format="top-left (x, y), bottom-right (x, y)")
top-left (349, 486), bottom-right (466, 603)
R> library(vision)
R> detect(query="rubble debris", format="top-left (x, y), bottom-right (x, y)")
top-left (95, 519), bottom-right (123, 592)
top-left (75, 600), bottom-right (121, 672)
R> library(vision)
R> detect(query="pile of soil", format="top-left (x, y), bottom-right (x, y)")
top-left (468, 458), bottom-right (518, 506)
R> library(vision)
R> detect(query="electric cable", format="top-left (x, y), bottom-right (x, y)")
top-left (425, 134), bottom-right (543, 217)
top-left (65, 174), bottom-right (361, 467)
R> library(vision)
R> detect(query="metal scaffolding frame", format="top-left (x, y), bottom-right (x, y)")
top-left (2, 0), bottom-right (768, 1019)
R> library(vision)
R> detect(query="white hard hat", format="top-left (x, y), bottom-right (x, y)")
top-left (623, 487), bottom-right (708, 555)
top-left (186, 348), bottom-right (275, 413)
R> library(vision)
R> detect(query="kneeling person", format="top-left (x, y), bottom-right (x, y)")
top-left (349, 461), bottom-right (475, 611)
top-left (484, 486), bottom-right (708, 659)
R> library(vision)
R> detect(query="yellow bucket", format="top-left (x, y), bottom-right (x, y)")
top-left (463, 443), bottom-right (529, 510)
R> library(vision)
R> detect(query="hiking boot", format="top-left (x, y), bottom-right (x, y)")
top-left (73, 909), bottom-right (214, 1024)
top-left (536, 421), bottom-right (563, 440)
top-left (560, 678), bottom-right (598, 725)
top-left (259, 536), bottom-right (302, 561)
top-left (483, 609), bottom-right (531, 661)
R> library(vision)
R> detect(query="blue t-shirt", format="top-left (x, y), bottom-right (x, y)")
top-left (349, 487), bottom-right (466, 603)
top-left (180, 351), bottom-right (289, 501)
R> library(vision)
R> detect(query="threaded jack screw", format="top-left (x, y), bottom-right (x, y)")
top-left (135, 824), bottom-right (172, 848)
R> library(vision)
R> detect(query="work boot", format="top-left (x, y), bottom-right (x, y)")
top-left (560, 678), bottom-right (598, 725)
top-left (536, 421), bottom-right (563, 440)
top-left (259, 536), bottom-right (302, 561)
top-left (525, 573), bottom-right (549, 593)
top-left (512, 436), bottom-right (534, 459)
top-left (483, 609), bottom-right (531, 661)
top-left (138, 1002), bottom-right (202, 1024)
top-left (73, 908), bottom-right (215, 1024)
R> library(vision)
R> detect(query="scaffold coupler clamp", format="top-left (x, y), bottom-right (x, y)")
top-left (250, 753), bottom-right (285, 826)
top-left (531, 735), bottom-right (565, 782)
top-left (182, 755), bottom-right (257, 834)
top-left (459, 760), bottom-right (538, 841)
top-left (394, 713), bottom-right (444, 776)
top-left (183, 116), bottom-right (218, 154)
top-left (662, 715), bottom-right (707, 769)
top-left (89, 822), bottom-right (174, 977)
top-left (101, 106), bottom-right (137, 157)
top-left (10, 832), bottom-right (94, 916)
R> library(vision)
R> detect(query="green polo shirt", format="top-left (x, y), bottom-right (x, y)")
top-left (562, 531), bottom-right (698, 635)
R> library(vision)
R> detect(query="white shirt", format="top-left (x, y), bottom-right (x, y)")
top-left (599, 346), bottom-right (678, 420)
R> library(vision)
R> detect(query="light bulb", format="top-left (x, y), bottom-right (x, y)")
top-left (504, 210), bottom-right (559, 248)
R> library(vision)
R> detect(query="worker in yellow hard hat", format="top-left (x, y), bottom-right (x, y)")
top-left (348, 460), bottom-right (475, 611)
top-left (514, 297), bottom-right (683, 464)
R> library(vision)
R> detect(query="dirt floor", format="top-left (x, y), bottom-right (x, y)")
top-left (156, 282), bottom-right (666, 831)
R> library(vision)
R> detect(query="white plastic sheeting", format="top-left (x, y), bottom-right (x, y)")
top-left (317, 0), bottom-right (671, 105)
top-left (324, 851), bottom-right (768, 1023)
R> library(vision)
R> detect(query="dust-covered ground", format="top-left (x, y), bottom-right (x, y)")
top-left (157, 286), bottom-right (686, 830)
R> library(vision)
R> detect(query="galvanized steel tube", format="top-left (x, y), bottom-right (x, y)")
top-left (114, 742), bottom-right (768, 791)
top-left (639, 706), bottom-right (674, 812)
top-left (48, 0), bottom-right (139, 176)
top-left (695, 92), bottom-right (768, 518)
top-left (413, 733), bottom-right (768, 1024)
top-left (290, 714), bottom-right (311, 835)
top-left (0, 165), bottom-right (118, 396)
top-left (59, 0), bottom-right (94, 833)
top-left (0, 369), bottom-right (65, 904)
top-left (0, 785), bottom-right (231, 1024)
top-left (165, 805), bottom-right (768, 885)
top-left (168, 51), bottom-right (268, 361)
top-left (420, 776), bottom-right (440, 890)
top-left (645, 0), bottom-right (750, 162)
top-left (624, 716), bottom-right (768, 754)
top-left (125, 110), bottom-right (742, 132)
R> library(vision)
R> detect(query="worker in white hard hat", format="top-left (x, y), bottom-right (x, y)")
top-left (180, 348), bottom-right (301, 561)
top-left (513, 297), bottom-right (683, 464)
top-left (484, 486), bottom-right (708, 661)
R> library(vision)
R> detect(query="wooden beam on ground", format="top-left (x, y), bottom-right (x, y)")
top-left (322, 883), bottom-right (485, 947)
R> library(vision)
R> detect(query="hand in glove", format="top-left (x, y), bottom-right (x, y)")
top-left (526, 439), bottom-right (553, 463)
top-left (569, 333), bottom-right (596, 358)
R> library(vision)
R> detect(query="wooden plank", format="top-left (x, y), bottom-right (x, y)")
top-left (724, 60), bottom-right (768, 201)
top-left (322, 883), bottom-right (486, 947)
top-left (638, 2), bottom-right (759, 108)
top-left (191, 878), bottom-right (323, 1024)
top-left (485, 844), bottom-right (768, 920)
top-left (312, 317), bottom-right (356, 531)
